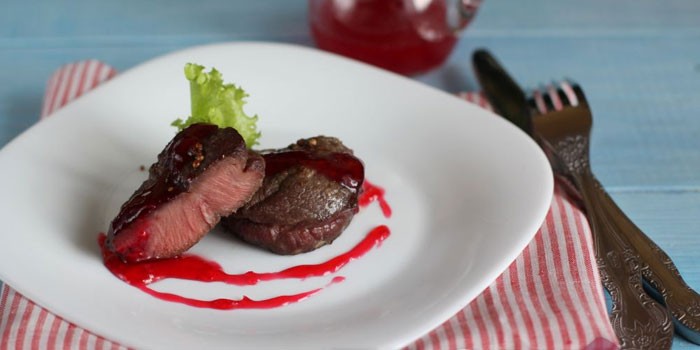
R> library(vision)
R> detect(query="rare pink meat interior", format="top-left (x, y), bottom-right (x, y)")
top-left (106, 123), bottom-right (264, 262)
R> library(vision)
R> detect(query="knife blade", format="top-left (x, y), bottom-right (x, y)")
top-left (471, 49), bottom-right (531, 134)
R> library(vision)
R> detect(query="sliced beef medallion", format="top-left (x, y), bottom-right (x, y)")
top-left (222, 136), bottom-right (364, 255)
top-left (106, 123), bottom-right (264, 263)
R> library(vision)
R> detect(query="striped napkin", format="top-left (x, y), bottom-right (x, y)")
top-left (0, 61), bottom-right (620, 350)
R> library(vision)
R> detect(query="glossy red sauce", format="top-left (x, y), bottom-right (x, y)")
top-left (99, 225), bottom-right (389, 310)
top-left (359, 180), bottom-right (392, 218)
top-left (109, 124), bottom-right (220, 236)
top-left (138, 285), bottom-right (321, 310)
top-left (107, 124), bottom-right (240, 262)
top-left (263, 151), bottom-right (364, 192)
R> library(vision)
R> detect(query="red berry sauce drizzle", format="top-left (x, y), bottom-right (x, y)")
top-left (98, 228), bottom-right (383, 310)
top-left (359, 180), bottom-right (392, 218)
top-left (100, 177), bottom-right (393, 310)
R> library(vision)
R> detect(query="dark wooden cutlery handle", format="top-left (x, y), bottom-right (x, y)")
top-left (577, 173), bottom-right (674, 350)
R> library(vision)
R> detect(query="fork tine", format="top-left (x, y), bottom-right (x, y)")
top-left (569, 81), bottom-right (589, 106)
top-left (556, 82), bottom-right (573, 107)
top-left (546, 83), bottom-right (564, 111)
top-left (528, 83), bottom-right (560, 114)
top-left (559, 80), bottom-right (577, 106)
top-left (530, 87), bottom-right (548, 115)
top-left (542, 84), bottom-right (558, 112)
top-left (527, 80), bottom-right (587, 115)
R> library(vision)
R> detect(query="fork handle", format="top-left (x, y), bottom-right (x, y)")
top-left (574, 172), bottom-right (674, 349)
top-left (585, 175), bottom-right (700, 344)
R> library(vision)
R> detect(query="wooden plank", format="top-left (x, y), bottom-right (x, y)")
top-left (2, 0), bottom-right (700, 44)
top-left (0, 1), bottom-right (308, 43)
top-left (473, 0), bottom-right (700, 32)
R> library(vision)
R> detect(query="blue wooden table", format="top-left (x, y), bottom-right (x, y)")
top-left (2, 0), bottom-right (700, 348)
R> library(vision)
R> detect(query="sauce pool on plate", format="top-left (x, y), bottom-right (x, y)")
top-left (99, 179), bottom-right (393, 310)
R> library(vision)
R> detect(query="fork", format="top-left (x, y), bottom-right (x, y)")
top-left (530, 82), bottom-right (700, 346)
top-left (527, 81), bottom-right (691, 349)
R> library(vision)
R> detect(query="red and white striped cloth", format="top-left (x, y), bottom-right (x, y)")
top-left (0, 62), bottom-right (619, 350)
top-left (39, 60), bottom-right (117, 119)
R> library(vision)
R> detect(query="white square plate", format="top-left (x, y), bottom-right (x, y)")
top-left (0, 42), bottom-right (552, 349)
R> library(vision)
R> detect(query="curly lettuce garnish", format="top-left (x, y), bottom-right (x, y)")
top-left (171, 63), bottom-right (261, 148)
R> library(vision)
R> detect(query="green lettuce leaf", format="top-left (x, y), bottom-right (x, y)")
top-left (171, 63), bottom-right (261, 148)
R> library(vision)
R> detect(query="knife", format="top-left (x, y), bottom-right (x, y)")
top-left (471, 49), bottom-right (531, 134)
top-left (471, 48), bottom-right (678, 349)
